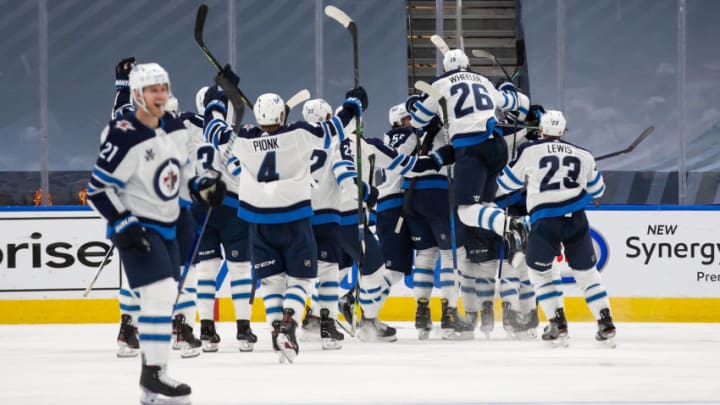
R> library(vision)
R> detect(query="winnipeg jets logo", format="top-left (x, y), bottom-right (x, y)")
top-left (144, 148), bottom-right (155, 161)
top-left (153, 159), bottom-right (181, 201)
top-left (115, 120), bottom-right (135, 132)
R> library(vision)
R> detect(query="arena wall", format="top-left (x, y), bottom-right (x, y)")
top-left (1, 206), bottom-right (718, 323)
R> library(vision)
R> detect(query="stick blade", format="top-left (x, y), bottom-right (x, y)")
top-left (324, 5), bottom-right (352, 28)
top-left (630, 125), bottom-right (654, 149)
top-left (194, 4), bottom-right (208, 46)
top-left (414, 80), bottom-right (441, 101)
top-left (430, 34), bottom-right (450, 55)
top-left (472, 48), bottom-right (496, 64)
top-left (286, 89), bottom-right (311, 110)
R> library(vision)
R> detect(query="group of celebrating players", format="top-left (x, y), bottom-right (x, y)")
top-left (87, 44), bottom-right (616, 404)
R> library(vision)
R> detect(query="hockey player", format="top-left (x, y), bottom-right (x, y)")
top-left (110, 57), bottom-right (203, 359)
top-left (192, 86), bottom-right (257, 353)
top-left (409, 49), bottom-right (519, 337)
top-left (301, 98), bottom-right (349, 349)
top-left (203, 70), bottom-right (365, 362)
top-left (481, 110), bottom-right (616, 347)
top-left (88, 62), bottom-right (226, 403)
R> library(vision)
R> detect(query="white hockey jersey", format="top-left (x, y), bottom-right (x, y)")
top-left (88, 112), bottom-right (193, 237)
top-left (205, 109), bottom-right (352, 224)
top-left (310, 142), bottom-right (357, 225)
top-left (496, 138), bottom-right (606, 224)
top-left (410, 69), bottom-right (517, 148)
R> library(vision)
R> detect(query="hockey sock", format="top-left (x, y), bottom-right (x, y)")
top-left (458, 204), bottom-right (505, 237)
top-left (413, 247), bottom-right (438, 300)
top-left (376, 269), bottom-right (405, 308)
top-left (262, 274), bottom-right (285, 324)
top-left (285, 276), bottom-right (314, 325)
top-left (227, 261), bottom-right (253, 320)
top-left (475, 259), bottom-right (498, 306)
top-left (359, 268), bottom-right (386, 319)
top-left (439, 249), bottom-right (459, 307)
top-left (119, 270), bottom-right (141, 321)
top-left (317, 261), bottom-right (340, 319)
top-left (195, 258), bottom-right (221, 320)
top-left (174, 265), bottom-right (198, 323)
top-left (499, 261), bottom-right (520, 310)
top-left (517, 262), bottom-right (537, 313)
top-left (528, 267), bottom-right (563, 320)
top-left (136, 277), bottom-right (176, 366)
top-left (572, 267), bottom-right (611, 319)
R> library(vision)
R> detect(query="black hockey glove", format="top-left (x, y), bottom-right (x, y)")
top-left (430, 144), bottom-right (455, 170)
top-left (189, 171), bottom-right (226, 207)
top-left (218, 64), bottom-right (240, 88)
top-left (111, 212), bottom-right (150, 254)
top-left (344, 86), bottom-right (369, 112)
top-left (423, 116), bottom-right (443, 141)
top-left (203, 85), bottom-right (228, 117)
top-left (115, 57), bottom-right (135, 88)
top-left (359, 181), bottom-right (379, 208)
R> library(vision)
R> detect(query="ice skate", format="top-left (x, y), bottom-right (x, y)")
top-left (139, 362), bottom-right (191, 405)
top-left (300, 306), bottom-right (321, 342)
top-left (199, 319), bottom-right (220, 353)
top-left (542, 308), bottom-right (569, 347)
top-left (510, 310), bottom-right (538, 340)
top-left (276, 308), bottom-right (299, 363)
top-left (236, 319), bottom-right (257, 352)
top-left (320, 308), bottom-right (344, 350)
top-left (414, 298), bottom-right (432, 340)
top-left (270, 320), bottom-right (283, 362)
top-left (479, 301), bottom-right (494, 339)
top-left (173, 314), bottom-right (202, 358)
top-left (359, 317), bottom-right (398, 342)
top-left (440, 298), bottom-right (474, 341)
top-left (595, 308), bottom-right (617, 349)
top-left (117, 314), bottom-right (140, 358)
top-left (465, 311), bottom-right (478, 329)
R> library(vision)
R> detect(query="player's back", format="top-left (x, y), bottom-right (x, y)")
top-left (514, 138), bottom-right (597, 217)
top-left (232, 124), bottom-right (319, 223)
top-left (433, 70), bottom-right (501, 144)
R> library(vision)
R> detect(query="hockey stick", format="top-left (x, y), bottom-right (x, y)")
top-left (414, 81), bottom-right (459, 274)
top-left (174, 206), bottom-right (213, 310)
top-left (195, 4), bottom-right (252, 110)
top-left (82, 244), bottom-right (115, 297)
top-left (596, 126), bottom-right (654, 161)
top-left (283, 89), bottom-right (311, 124)
top-left (472, 49), bottom-right (514, 86)
top-left (430, 34), bottom-right (450, 56)
top-left (325, 5), bottom-right (367, 333)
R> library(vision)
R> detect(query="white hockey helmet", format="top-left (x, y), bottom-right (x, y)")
top-left (388, 103), bottom-right (409, 127)
top-left (539, 110), bottom-right (567, 137)
top-left (129, 63), bottom-right (171, 113)
top-left (443, 49), bottom-right (470, 72)
top-left (302, 98), bottom-right (332, 123)
top-left (253, 93), bottom-right (285, 126)
top-left (196, 85), bottom-right (235, 124)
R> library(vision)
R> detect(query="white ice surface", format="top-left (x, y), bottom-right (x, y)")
top-left (0, 322), bottom-right (719, 405)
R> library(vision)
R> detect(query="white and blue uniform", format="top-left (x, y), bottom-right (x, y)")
top-left (496, 137), bottom-right (611, 324)
top-left (89, 112), bottom-right (191, 285)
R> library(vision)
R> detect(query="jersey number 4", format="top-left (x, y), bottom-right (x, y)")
top-left (539, 155), bottom-right (581, 191)
top-left (450, 82), bottom-right (493, 118)
top-left (258, 151), bottom-right (279, 182)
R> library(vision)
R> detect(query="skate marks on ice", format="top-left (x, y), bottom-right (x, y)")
top-left (0, 322), bottom-right (718, 405)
